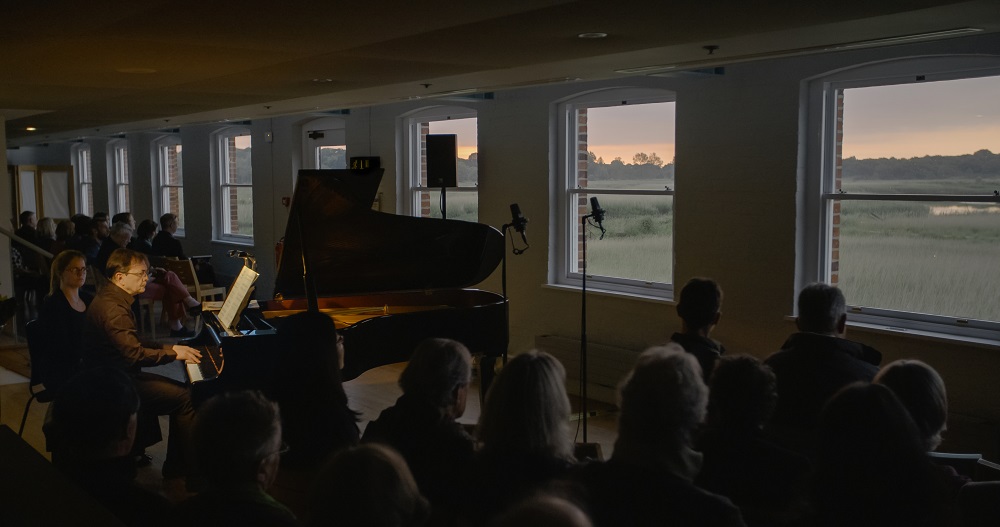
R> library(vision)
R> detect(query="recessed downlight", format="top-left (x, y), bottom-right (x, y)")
top-left (577, 32), bottom-right (608, 39)
top-left (25, 127), bottom-right (37, 131)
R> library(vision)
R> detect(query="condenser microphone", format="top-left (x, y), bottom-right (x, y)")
top-left (510, 203), bottom-right (528, 244)
top-left (589, 197), bottom-right (606, 239)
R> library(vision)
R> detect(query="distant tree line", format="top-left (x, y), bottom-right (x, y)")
top-left (842, 149), bottom-right (1000, 180)
top-left (586, 151), bottom-right (675, 181)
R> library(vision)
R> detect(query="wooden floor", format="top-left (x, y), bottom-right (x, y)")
top-left (0, 331), bottom-right (620, 499)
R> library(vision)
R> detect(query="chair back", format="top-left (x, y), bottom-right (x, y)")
top-left (25, 319), bottom-right (50, 389)
top-left (162, 258), bottom-right (199, 292)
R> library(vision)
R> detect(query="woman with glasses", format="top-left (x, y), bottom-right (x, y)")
top-left (38, 250), bottom-right (92, 393)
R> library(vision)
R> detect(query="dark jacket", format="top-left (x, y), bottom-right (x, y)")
top-left (174, 484), bottom-right (299, 527)
top-left (573, 457), bottom-right (746, 527)
top-left (764, 332), bottom-right (881, 431)
top-left (151, 231), bottom-right (185, 259)
top-left (670, 332), bottom-right (726, 382)
top-left (83, 282), bottom-right (176, 373)
top-left (38, 290), bottom-right (93, 393)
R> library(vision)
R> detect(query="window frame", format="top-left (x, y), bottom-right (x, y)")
top-left (552, 87), bottom-right (677, 299)
top-left (71, 143), bottom-right (93, 216)
top-left (302, 116), bottom-right (347, 170)
top-left (153, 135), bottom-right (185, 237)
top-left (211, 126), bottom-right (254, 244)
top-left (108, 138), bottom-right (130, 215)
top-left (399, 105), bottom-right (479, 219)
top-left (800, 55), bottom-right (1000, 339)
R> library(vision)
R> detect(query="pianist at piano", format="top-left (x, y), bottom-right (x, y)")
top-left (82, 248), bottom-right (203, 481)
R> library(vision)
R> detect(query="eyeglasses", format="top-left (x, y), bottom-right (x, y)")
top-left (65, 267), bottom-right (87, 274)
top-left (122, 269), bottom-right (151, 278)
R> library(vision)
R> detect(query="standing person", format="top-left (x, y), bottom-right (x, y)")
top-left (152, 213), bottom-right (185, 259)
top-left (83, 248), bottom-right (202, 494)
top-left (670, 278), bottom-right (726, 382)
top-left (12, 210), bottom-right (40, 270)
top-left (37, 250), bottom-right (93, 394)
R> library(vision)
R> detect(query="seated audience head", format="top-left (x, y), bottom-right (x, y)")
top-left (796, 282), bottom-right (847, 336)
top-left (676, 277), bottom-right (723, 333)
top-left (56, 219), bottom-right (75, 241)
top-left (874, 359), bottom-right (948, 451)
top-left (398, 338), bottom-right (472, 419)
top-left (309, 443), bottom-right (429, 527)
top-left (136, 219), bottom-right (158, 241)
top-left (38, 217), bottom-right (56, 240)
top-left (111, 212), bottom-right (135, 229)
top-left (616, 344), bottom-right (707, 457)
top-left (19, 210), bottom-right (36, 228)
top-left (707, 354), bottom-right (777, 431)
top-left (49, 249), bottom-right (88, 295)
top-left (160, 213), bottom-right (178, 233)
top-left (489, 494), bottom-right (593, 527)
top-left (106, 248), bottom-right (147, 282)
top-left (478, 350), bottom-right (573, 460)
top-left (88, 217), bottom-right (107, 240)
top-left (70, 214), bottom-right (91, 238)
top-left (815, 382), bottom-right (943, 524)
top-left (108, 221), bottom-right (133, 248)
top-left (50, 367), bottom-right (140, 462)
top-left (193, 390), bottom-right (283, 489)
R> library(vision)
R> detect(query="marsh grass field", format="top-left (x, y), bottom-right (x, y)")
top-left (418, 177), bottom-right (999, 321)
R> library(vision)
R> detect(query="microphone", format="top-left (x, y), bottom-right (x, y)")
top-left (510, 203), bottom-right (528, 246)
top-left (228, 249), bottom-right (254, 258)
top-left (589, 197), bottom-right (606, 239)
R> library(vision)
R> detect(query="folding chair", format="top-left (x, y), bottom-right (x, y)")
top-left (19, 319), bottom-right (56, 436)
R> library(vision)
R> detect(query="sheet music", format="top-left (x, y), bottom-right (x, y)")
top-left (217, 266), bottom-right (259, 332)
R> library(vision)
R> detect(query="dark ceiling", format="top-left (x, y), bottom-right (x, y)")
top-left (3, 0), bottom-right (999, 146)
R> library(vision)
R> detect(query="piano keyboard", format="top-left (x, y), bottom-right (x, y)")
top-left (186, 345), bottom-right (224, 383)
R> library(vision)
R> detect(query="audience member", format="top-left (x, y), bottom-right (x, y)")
top-left (53, 219), bottom-right (75, 255)
top-left (129, 219), bottom-right (158, 254)
top-left (13, 210), bottom-right (39, 266)
top-left (670, 277), bottom-right (726, 382)
top-left (47, 367), bottom-right (171, 527)
top-left (36, 216), bottom-right (57, 254)
top-left (763, 283), bottom-right (881, 446)
top-left (36, 250), bottom-right (92, 394)
top-left (93, 212), bottom-right (110, 241)
top-left (152, 213), bottom-right (186, 258)
top-left (307, 444), bottom-right (429, 527)
top-left (175, 390), bottom-right (299, 527)
top-left (112, 212), bottom-right (136, 231)
top-left (574, 345), bottom-right (745, 527)
top-left (462, 350), bottom-right (576, 525)
top-left (11, 210), bottom-right (48, 316)
top-left (696, 355), bottom-right (811, 527)
top-left (489, 494), bottom-right (593, 527)
top-left (67, 216), bottom-right (103, 265)
top-left (874, 359), bottom-right (949, 451)
top-left (99, 221), bottom-right (201, 336)
top-left (362, 338), bottom-right (476, 523)
top-left (812, 383), bottom-right (951, 527)
top-left (82, 248), bottom-right (202, 491)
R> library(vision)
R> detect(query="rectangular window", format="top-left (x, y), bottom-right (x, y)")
top-left (406, 111), bottom-right (478, 222)
top-left (217, 131), bottom-right (253, 239)
top-left (157, 141), bottom-right (185, 235)
top-left (317, 145), bottom-right (347, 169)
top-left (75, 146), bottom-right (94, 215)
top-left (557, 90), bottom-right (676, 297)
top-left (822, 74), bottom-right (1000, 328)
top-left (113, 143), bottom-right (130, 214)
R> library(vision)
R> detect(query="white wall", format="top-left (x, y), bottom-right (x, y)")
top-left (7, 33), bottom-right (1000, 438)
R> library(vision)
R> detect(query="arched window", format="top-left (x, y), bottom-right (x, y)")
top-left (400, 106), bottom-right (478, 221)
top-left (211, 126), bottom-right (253, 242)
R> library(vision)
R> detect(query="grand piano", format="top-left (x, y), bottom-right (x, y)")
top-left (185, 168), bottom-right (507, 403)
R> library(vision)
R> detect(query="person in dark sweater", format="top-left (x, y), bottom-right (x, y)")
top-left (151, 213), bottom-right (185, 258)
top-left (47, 367), bottom-right (171, 527)
top-left (764, 283), bottom-right (881, 453)
top-left (362, 338), bottom-right (475, 523)
top-left (696, 355), bottom-right (811, 527)
top-left (670, 277), bottom-right (726, 382)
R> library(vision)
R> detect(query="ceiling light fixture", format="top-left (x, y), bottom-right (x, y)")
top-left (577, 32), bottom-right (608, 39)
top-left (312, 78), bottom-right (334, 83)
top-left (25, 127), bottom-right (37, 131)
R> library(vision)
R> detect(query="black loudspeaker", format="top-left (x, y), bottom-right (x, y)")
top-left (426, 134), bottom-right (458, 188)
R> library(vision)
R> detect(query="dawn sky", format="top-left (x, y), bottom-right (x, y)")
top-left (428, 74), bottom-right (998, 163)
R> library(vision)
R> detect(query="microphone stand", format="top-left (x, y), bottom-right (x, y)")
top-left (500, 208), bottom-right (529, 366)
top-left (580, 213), bottom-right (590, 443)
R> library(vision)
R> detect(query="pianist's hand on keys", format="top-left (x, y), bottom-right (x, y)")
top-left (173, 345), bottom-right (202, 364)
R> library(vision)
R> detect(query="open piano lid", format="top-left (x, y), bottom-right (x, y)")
top-left (274, 168), bottom-right (504, 299)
